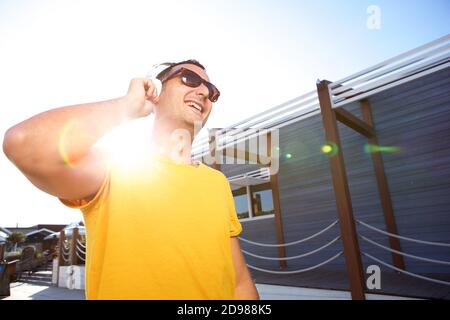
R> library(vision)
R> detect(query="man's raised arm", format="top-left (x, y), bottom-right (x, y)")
top-left (2, 78), bottom-right (157, 201)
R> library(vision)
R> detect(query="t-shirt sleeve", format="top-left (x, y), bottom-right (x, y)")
top-left (58, 150), bottom-right (111, 215)
top-left (223, 176), bottom-right (243, 237)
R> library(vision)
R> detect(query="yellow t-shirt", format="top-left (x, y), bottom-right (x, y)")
top-left (59, 152), bottom-right (242, 300)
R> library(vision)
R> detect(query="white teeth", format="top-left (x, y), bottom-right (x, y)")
top-left (187, 102), bottom-right (202, 112)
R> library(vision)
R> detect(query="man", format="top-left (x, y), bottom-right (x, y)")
top-left (3, 59), bottom-right (260, 300)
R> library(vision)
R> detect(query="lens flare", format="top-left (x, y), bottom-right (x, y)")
top-left (321, 145), bottom-right (333, 154)
top-left (58, 120), bottom-right (76, 169)
top-left (95, 118), bottom-right (153, 170)
top-left (364, 144), bottom-right (400, 154)
top-left (285, 153), bottom-right (292, 159)
top-left (321, 142), bottom-right (339, 157)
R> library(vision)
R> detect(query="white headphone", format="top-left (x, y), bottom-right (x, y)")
top-left (146, 63), bottom-right (171, 98)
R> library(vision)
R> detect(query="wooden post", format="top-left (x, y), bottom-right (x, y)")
top-left (247, 185), bottom-right (254, 219)
top-left (360, 99), bottom-right (405, 270)
top-left (268, 131), bottom-right (287, 269)
top-left (58, 230), bottom-right (65, 267)
top-left (0, 244), bottom-right (5, 261)
top-left (317, 80), bottom-right (366, 300)
top-left (71, 228), bottom-right (79, 266)
top-left (57, 230), bottom-right (65, 287)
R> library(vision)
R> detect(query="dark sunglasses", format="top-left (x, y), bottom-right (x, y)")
top-left (160, 67), bottom-right (220, 103)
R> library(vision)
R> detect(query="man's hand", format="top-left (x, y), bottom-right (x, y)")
top-left (124, 77), bottom-right (159, 119)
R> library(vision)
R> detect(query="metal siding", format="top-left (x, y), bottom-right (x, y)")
top-left (221, 67), bottom-right (450, 280)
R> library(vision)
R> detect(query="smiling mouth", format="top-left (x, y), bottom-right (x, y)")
top-left (185, 101), bottom-right (203, 117)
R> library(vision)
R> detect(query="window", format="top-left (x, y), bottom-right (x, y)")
top-left (233, 187), bottom-right (275, 221)
top-left (252, 190), bottom-right (275, 217)
top-left (234, 194), bottom-right (249, 219)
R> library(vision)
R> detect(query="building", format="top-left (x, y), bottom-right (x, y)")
top-left (2, 224), bottom-right (68, 252)
top-left (192, 35), bottom-right (450, 299)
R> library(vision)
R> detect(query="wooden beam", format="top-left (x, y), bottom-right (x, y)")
top-left (335, 108), bottom-right (375, 138)
top-left (251, 182), bottom-right (272, 193)
top-left (317, 80), bottom-right (366, 300)
top-left (232, 182), bottom-right (272, 197)
top-left (232, 187), bottom-right (247, 197)
top-left (268, 132), bottom-right (287, 269)
top-left (360, 99), bottom-right (405, 270)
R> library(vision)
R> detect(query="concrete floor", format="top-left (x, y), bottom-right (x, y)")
top-left (2, 282), bottom-right (85, 300)
top-left (255, 284), bottom-right (421, 300)
top-left (1, 282), bottom-right (420, 300)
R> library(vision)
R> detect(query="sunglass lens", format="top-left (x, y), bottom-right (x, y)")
top-left (181, 70), bottom-right (220, 102)
top-left (181, 73), bottom-right (202, 87)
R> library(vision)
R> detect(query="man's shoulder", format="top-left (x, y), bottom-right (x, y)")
top-left (199, 163), bottom-right (229, 182)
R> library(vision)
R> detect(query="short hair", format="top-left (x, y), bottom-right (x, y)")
top-left (156, 59), bottom-right (206, 80)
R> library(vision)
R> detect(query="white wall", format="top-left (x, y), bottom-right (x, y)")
top-left (58, 265), bottom-right (85, 290)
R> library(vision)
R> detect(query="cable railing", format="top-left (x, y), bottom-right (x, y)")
top-left (61, 241), bottom-right (71, 264)
top-left (57, 228), bottom-right (86, 266)
top-left (76, 239), bottom-right (86, 262)
top-left (246, 252), bottom-right (343, 275)
top-left (357, 220), bottom-right (450, 247)
top-left (362, 253), bottom-right (450, 287)
top-left (239, 220), bottom-right (338, 247)
top-left (359, 235), bottom-right (450, 266)
top-left (239, 220), bottom-right (342, 274)
top-left (241, 235), bottom-right (341, 261)
top-left (76, 252), bottom-right (85, 262)
top-left (357, 220), bottom-right (450, 286)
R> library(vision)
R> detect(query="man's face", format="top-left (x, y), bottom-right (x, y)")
top-left (154, 63), bottom-right (214, 129)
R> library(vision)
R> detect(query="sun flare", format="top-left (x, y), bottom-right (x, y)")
top-left (95, 117), bottom-right (154, 169)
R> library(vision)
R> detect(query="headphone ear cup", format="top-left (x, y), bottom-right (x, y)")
top-left (152, 78), bottom-right (162, 98)
top-left (147, 63), bottom-right (171, 98)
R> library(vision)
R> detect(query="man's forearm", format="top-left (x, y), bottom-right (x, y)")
top-left (3, 96), bottom-right (131, 168)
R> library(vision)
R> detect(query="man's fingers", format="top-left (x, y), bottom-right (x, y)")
top-left (143, 78), bottom-right (151, 91)
top-left (145, 82), bottom-right (155, 96)
top-left (145, 80), bottom-right (159, 102)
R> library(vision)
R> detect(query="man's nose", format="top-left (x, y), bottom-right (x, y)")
top-left (194, 83), bottom-right (209, 99)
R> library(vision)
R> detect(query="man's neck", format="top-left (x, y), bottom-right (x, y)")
top-left (150, 119), bottom-right (195, 165)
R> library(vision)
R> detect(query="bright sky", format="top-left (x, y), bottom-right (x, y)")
top-left (1, 0), bottom-right (449, 228)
